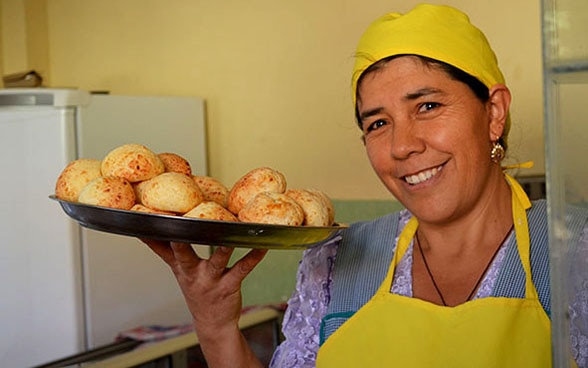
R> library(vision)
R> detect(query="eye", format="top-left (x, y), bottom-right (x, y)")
top-left (364, 119), bottom-right (387, 133)
top-left (418, 102), bottom-right (440, 113)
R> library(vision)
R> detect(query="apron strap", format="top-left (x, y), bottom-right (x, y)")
top-left (493, 199), bottom-right (551, 313)
top-left (320, 212), bottom-right (400, 345)
top-left (505, 174), bottom-right (538, 299)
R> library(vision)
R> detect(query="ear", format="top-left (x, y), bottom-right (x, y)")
top-left (487, 84), bottom-right (511, 141)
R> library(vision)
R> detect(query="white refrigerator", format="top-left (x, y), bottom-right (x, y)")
top-left (0, 88), bottom-right (208, 367)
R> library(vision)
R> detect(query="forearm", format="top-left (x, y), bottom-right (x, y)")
top-left (140, 242), bottom-right (268, 367)
top-left (196, 322), bottom-right (263, 368)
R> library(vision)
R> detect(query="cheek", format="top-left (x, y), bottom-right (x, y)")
top-left (365, 141), bottom-right (388, 172)
top-left (432, 119), bottom-right (480, 154)
top-left (456, 121), bottom-right (490, 150)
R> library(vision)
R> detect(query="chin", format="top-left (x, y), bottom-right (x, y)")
top-left (402, 198), bottom-right (458, 225)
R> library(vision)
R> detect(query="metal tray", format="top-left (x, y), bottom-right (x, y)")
top-left (50, 196), bottom-right (347, 249)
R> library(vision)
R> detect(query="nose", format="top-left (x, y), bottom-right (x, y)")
top-left (389, 121), bottom-right (425, 160)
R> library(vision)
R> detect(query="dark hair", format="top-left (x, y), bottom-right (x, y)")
top-left (354, 54), bottom-right (490, 127)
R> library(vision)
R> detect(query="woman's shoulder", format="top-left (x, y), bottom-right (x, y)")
top-left (530, 199), bottom-right (588, 246)
top-left (343, 209), bottom-right (410, 241)
top-left (296, 209), bottom-right (410, 288)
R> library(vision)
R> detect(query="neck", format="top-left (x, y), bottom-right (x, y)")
top-left (417, 171), bottom-right (513, 255)
top-left (415, 222), bottom-right (513, 306)
top-left (410, 170), bottom-right (516, 306)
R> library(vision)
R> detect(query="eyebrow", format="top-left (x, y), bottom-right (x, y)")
top-left (358, 87), bottom-right (443, 121)
top-left (405, 87), bottom-right (443, 100)
top-left (358, 107), bottom-right (384, 121)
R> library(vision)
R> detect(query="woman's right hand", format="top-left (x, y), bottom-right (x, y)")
top-left (141, 239), bottom-right (267, 367)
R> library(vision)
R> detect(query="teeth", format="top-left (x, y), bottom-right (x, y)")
top-left (405, 166), bottom-right (442, 185)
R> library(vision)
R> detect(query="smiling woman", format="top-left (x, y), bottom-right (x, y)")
top-left (357, 55), bottom-right (511, 227)
top-left (139, 4), bottom-right (588, 368)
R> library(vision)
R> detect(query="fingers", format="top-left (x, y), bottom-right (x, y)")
top-left (141, 239), bottom-right (267, 284)
top-left (141, 239), bottom-right (203, 271)
top-left (207, 246), bottom-right (235, 276)
top-left (207, 247), bottom-right (268, 280)
top-left (228, 248), bottom-right (268, 281)
top-left (140, 238), bottom-right (176, 265)
top-left (170, 242), bottom-right (199, 263)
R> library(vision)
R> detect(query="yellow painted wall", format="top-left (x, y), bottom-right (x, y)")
top-left (1, 0), bottom-right (28, 74)
top-left (2, 0), bottom-right (544, 200)
top-left (1, 0), bottom-right (50, 82)
top-left (23, 0), bottom-right (50, 81)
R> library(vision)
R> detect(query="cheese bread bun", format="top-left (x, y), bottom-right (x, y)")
top-left (78, 176), bottom-right (136, 210)
top-left (227, 167), bottom-right (287, 214)
top-left (285, 189), bottom-right (332, 226)
top-left (158, 152), bottom-right (192, 176)
top-left (192, 175), bottom-right (230, 208)
top-left (184, 201), bottom-right (238, 222)
top-left (132, 181), bottom-right (149, 205)
top-left (55, 158), bottom-right (102, 202)
top-left (101, 143), bottom-right (164, 182)
top-left (307, 189), bottom-right (335, 226)
top-left (141, 172), bottom-right (204, 213)
top-left (130, 204), bottom-right (176, 216)
top-left (238, 192), bottom-right (304, 226)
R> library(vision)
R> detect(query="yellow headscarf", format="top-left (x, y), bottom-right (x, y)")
top-left (352, 4), bottom-right (511, 145)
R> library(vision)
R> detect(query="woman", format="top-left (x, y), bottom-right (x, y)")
top-left (143, 4), bottom-right (588, 367)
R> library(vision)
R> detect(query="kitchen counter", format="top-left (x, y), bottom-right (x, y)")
top-left (81, 307), bottom-right (281, 368)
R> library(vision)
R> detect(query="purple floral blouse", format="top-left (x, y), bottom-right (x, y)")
top-left (270, 210), bottom-right (588, 368)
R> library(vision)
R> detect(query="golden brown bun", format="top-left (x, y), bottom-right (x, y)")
top-left (78, 176), bottom-right (136, 210)
top-left (132, 181), bottom-right (149, 205)
top-left (158, 152), bottom-right (192, 176)
top-left (306, 189), bottom-right (335, 225)
top-left (130, 204), bottom-right (176, 216)
top-left (141, 172), bottom-right (204, 213)
top-left (285, 189), bottom-right (332, 226)
top-left (238, 192), bottom-right (304, 226)
top-left (192, 175), bottom-right (230, 208)
top-left (184, 201), bottom-right (239, 222)
top-left (227, 167), bottom-right (287, 214)
top-left (101, 143), bottom-right (164, 182)
top-left (55, 148), bottom-right (337, 228)
top-left (55, 159), bottom-right (102, 202)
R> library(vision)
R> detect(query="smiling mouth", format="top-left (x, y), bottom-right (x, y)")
top-left (404, 165), bottom-right (443, 185)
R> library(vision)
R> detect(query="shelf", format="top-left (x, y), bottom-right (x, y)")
top-left (79, 307), bottom-right (281, 368)
top-left (545, 59), bottom-right (588, 82)
top-left (546, 59), bottom-right (588, 74)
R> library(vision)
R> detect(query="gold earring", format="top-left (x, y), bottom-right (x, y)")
top-left (490, 141), bottom-right (505, 163)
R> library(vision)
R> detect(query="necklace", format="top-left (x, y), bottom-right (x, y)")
top-left (415, 225), bottom-right (514, 306)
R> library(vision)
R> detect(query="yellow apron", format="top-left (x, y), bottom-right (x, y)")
top-left (317, 175), bottom-right (552, 367)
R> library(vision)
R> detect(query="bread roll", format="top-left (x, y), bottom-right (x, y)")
top-left (141, 172), bottom-right (204, 213)
top-left (78, 176), bottom-right (136, 210)
top-left (307, 189), bottom-right (335, 226)
top-left (158, 152), bottom-right (192, 176)
top-left (132, 181), bottom-right (149, 205)
top-left (101, 143), bottom-right (164, 182)
top-left (228, 167), bottom-right (287, 214)
top-left (130, 204), bottom-right (176, 216)
top-left (192, 175), bottom-right (230, 208)
top-left (238, 192), bottom-right (304, 226)
top-left (184, 201), bottom-right (238, 222)
top-left (55, 159), bottom-right (102, 202)
top-left (285, 189), bottom-right (332, 226)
